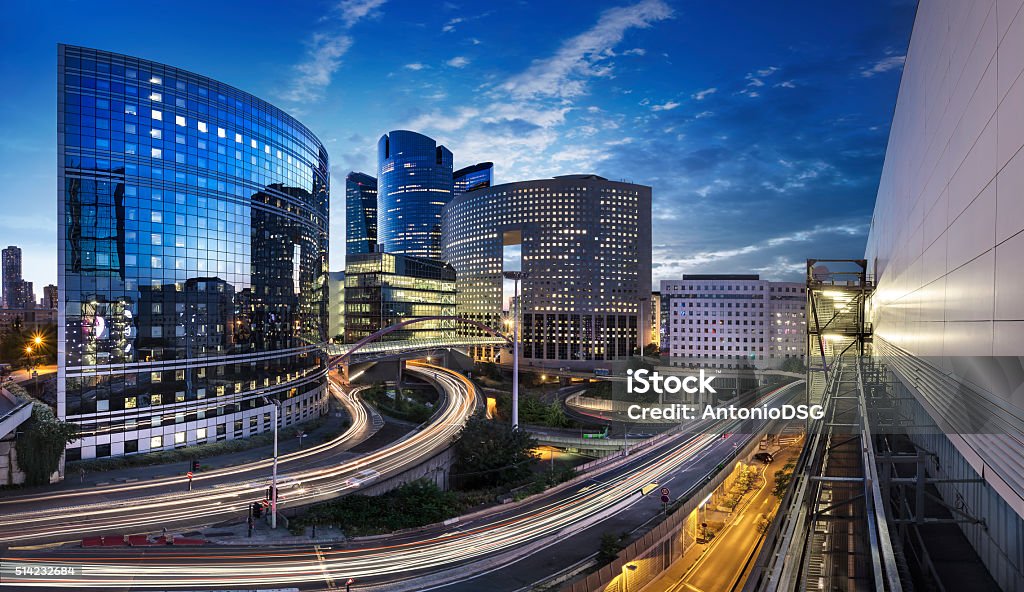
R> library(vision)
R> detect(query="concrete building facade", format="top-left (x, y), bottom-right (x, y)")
top-left (661, 274), bottom-right (805, 371)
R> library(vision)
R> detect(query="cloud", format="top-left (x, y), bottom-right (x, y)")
top-left (443, 16), bottom-right (465, 32)
top-left (650, 100), bottom-right (680, 111)
top-left (337, 0), bottom-right (387, 23)
top-left (775, 80), bottom-right (796, 88)
top-left (860, 55), bottom-right (905, 77)
top-left (692, 87), bottom-right (717, 100)
top-left (280, 0), bottom-right (387, 103)
top-left (694, 110), bottom-right (713, 119)
top-left (404, 62), bottom-right (427, 70)
top-left (447, 56), bottom-right (471, 68)
top-left (279, 35), bottom-right (353, 103)
top-left (655, 224), bottom-right (866, 269)
top-left (499, 0), bottom-right (673, 100)
top-left (738, 66), bottom-right (779, 97)
top-left (623, 48), bottom-right (646, 56)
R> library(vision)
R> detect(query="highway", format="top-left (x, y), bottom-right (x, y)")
top-left (0, 363), bottom-right (472, 547)
top-left (0, 380), bottom-right (802, 591)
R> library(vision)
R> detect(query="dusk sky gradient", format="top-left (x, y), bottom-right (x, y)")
top-left (0, 0), bottom-right (916, 292)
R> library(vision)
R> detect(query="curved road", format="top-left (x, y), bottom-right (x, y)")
top-left (0, 363), bottom-right (472, 547)
top-left (0, 380), bottom-right (801, 590)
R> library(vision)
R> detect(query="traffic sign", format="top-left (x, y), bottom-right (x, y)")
top-left (186, 471), bottom-right (193, 479)
top-left (660, 494), bottom-right (670, 504)
top-left (660, 487), bottom-right (670, 496)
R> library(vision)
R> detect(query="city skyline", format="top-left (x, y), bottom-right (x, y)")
top-left (0, 0), bottom-right (914, 292)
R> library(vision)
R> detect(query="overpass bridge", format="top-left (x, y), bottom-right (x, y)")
top-left (324, 336), bottom-right (505, 364)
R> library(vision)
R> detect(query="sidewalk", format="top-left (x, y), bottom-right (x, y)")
top-left (641, 444), bottom-right (802, 592)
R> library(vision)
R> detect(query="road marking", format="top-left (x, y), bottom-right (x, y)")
top-left (314, 544), bottom-right (335, 589)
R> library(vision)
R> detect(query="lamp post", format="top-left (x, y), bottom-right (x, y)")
top-left (502, 271), bottom-right (526, 431)
top-left (262, 396), bottom-right (281, 529)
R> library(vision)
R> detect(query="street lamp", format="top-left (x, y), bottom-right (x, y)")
top-left (261, 396), bottom-right (282, 529)
top-left (502, 271), bottom-right (526, 431)
top-left (622, 562), bottom-right (638, 592)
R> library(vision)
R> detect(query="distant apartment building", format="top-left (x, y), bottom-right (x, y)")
top-left (43, 284), bottom-right (58, 310)
top-left (453, 161), bottom-right (493, 198)
top-left (2, 245), bottom-right (33, 309)
top-left (344, 252), bottom-right (456, 343)
top-left (345, 172), bottom-right (377, 257)
top-left (661, 274), bottom-right (805, 370)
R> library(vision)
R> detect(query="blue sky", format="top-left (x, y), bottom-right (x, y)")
top-left (0, 0), bottom-right (916, 292)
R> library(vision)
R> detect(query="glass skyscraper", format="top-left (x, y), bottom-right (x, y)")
top-left (345, 171), bottom-right (377, 257)
top-left (377, 130), bottom-right (453, 259)
top-left (344, 252), bottom-right (456, 343)
top-left (57, 45), bottom-right (330, 460)
top-left (453, 162), bottom-right (493, 198)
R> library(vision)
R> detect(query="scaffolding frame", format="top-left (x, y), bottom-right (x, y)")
top-left (745, 259), bottom-right (903, 592)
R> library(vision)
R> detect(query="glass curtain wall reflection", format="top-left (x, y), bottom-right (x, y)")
top-left (57, 45), bottom-right (330, 460)
top-left (377, 130), bottom-right (453, 259)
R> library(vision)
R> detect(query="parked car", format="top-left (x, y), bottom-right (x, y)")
top-left (753, 452), bottom-right (774, 464)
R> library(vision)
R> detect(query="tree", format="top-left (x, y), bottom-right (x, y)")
top-left (780, 357), bottom-right (806, 373)
top-left (643, 343), bottom-right (661, 357)
top-left (452, 417), bottom-right (539, 489)
top-left (598, 532), bottom-right (624, 563)
top-left (15, 402), bottom-right (79, 485)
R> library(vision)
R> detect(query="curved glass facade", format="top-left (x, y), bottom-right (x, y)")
top-left (57, 45), bottom-right (330, 460)
top-left (441, 175), bottom-right (652, 367)
top-left (377, 130), bottom-right (453, 259)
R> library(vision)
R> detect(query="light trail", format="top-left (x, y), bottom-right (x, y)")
top-left (0, 364), bottom-right (472, 546)
top-left (0, 375), bottom-right (371, 508)
top-left (0, 380), bottom-right (802, 590)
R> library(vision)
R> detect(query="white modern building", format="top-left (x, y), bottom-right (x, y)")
top-left (661, 274), bottom-right (805, 370)
top-left (865, 0), bottom-right (1024, 587)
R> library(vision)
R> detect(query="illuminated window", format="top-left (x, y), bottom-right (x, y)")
top-left (176, 115), bottom-right (186, 126)
top-left (174, 432), bottom-right (186, 445)
top-left (150, 436), bottom-right (163, 449)
top-left (151, 109), bottom-right (162, 121)
top-left (198, 121), bottom-right (208, 133)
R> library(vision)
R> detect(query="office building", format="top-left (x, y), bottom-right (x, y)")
top-left (345, 172), bottom-right (377, 257)
top-left (43, 284), bottom-right (58, 310)
top-left (344, 252), bottom-right (455, 343)
top-left (377, 130), bottom-right (454, 259)
top-left (328, 270), bottom-right (345, 341)
top-left (58, 45), bottom-right (330, 460)
top-left (649, 290), bottom-right (661, 349)
top-left (442, 175), bottom-right (651, 368)
top-left (861, 0), bottom-right (1024, 587)
top-left (661, 275), bottom-right (805, 370)
top-left (2, 246), bottom-right (32, 309)
top-left (453, 161), bottom-right (493, 198)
